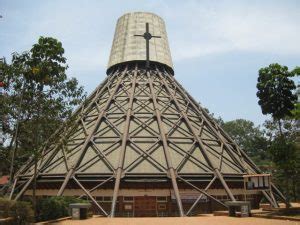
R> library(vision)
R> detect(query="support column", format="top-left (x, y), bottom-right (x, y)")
top-left (214, 169), bottom-right (235, 201)
top-left (12, 69), bottom-right (120, 201)
top-left (168, 73), bottom-right (246, 172)
top-left (164, 70), bottom-right (289, 206)
top-left (57, 168), bottom-right (74, 196)
top-left (178, 176), bottom-right (227, 207)
top-left (110, 66), bottom-right (138, 217)
top-left (73, 177), bottom-right (108, 215)
top-left (147, 71), bottom-right (184, 217)
top-left (165, 71), bottom-right (257, 173)
top-left (271, 183), bottom-right (288, 204)
top-left (14, 176), bottom-right (34, 200)
top-left (157, 69), bottom-right (236, 202)
top-left (262, 190), bottom-right (278, 208)
top-left (9, 178), bottom-right (18, 200)
top-left (79, 176), bottom-right (114, 198)
top-left (57, 68), bottom-right (127, 197)
top-left (186, 176), bottom-right (216, 215)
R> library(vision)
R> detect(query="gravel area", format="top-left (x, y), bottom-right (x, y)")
top-left (51, 216), bottom-right (299, 225)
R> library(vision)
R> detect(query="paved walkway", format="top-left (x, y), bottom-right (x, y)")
top-left (50, 216), bottom-right (299, 225)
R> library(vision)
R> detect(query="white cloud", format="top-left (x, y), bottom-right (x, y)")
top-left (2, 0), bottom-right (300, 67)
top-left (1, 0), bottom-right (298, 126)
top-left (157, 1), bottom-right (300, 61)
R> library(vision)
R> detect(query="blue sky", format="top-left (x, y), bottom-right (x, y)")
top-left (1, 0), bottom-right (299, 125)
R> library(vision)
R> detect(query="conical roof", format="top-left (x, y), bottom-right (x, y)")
top-left (18, 11), bottom-right (259, 178)
top-left (17, 64), bottom-right (259, 178)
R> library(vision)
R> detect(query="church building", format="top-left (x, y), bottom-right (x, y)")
top-left (10, 12), bottom-right (286, 217)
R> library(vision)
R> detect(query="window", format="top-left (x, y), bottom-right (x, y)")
top-left (124, 204), bottom-right (133, 210)
top-left (103, 196), bottom-right (113, 202)
top-left (158, 204), bottom-right (167, 210)
top-left (96, 196), bottom-right (103, 201)
top-left (96, 196), bottom-right (112, 202)
top-left (157, 196), bottom-right (167, 202)
top-left (123, 196), bottom-right (134, 202)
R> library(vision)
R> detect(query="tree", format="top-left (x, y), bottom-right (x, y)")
top-left (0, 146), bottom-right (10, 176)
top-left (257, 63), bottom-right (299, 205)
top-left (290, 77), bottom-right (300, 120)
top-left (222, 119), bottom-right (269, 167)
top-left (264, 118), bottom-right (300, 202)
top-left (256, 63), bottom-right (297, 135)
top-left (1, 36), bottom-right (86, 219)
top-left (203, 107), bottom-right (224, 126)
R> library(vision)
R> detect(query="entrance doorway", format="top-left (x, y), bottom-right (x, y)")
top-left (134, 196), bottom-right (156, 217)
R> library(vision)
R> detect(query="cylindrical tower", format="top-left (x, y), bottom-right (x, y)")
top-left (107, 12), bottom-right (173, 74)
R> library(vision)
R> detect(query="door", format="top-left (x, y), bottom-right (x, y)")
top-left (134, 196), bottom-right (156, 217)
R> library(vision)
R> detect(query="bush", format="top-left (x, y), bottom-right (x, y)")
top-left (0, 198), bottom-right (12, 218)
top-left (37, 196), bottom-right (88, 222)
top-left (0, 197), bottom-right (34, 225)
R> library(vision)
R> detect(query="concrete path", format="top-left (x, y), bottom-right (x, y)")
top-left (50, 216), bottom-right (299, 225)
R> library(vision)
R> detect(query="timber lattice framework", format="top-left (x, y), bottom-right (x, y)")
top-left (10, 63), bottom-right (286, 216)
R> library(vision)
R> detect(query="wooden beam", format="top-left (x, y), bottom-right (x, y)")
top-left (57, 68), bottom-right (127, 197)
top-left (186, 176), bottom-right (216, 215)
top-left (157, 68), bottom-right (236, 202)
top-left (147, 69), bottom-right (184, 217)
top-left (178, 175), bottom-right (227, 208)
top-left (73, 176), bottom-right (108, 216)
top-left (111, 65), bottom-right (137, 217)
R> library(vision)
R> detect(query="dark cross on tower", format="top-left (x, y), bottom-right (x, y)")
top-left (134, 23), bottom-right (161, 69)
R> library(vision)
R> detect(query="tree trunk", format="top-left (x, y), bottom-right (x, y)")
top-left (292, 177), bottom-right (297, 202)
top-left (32, 85), bottom-right (43, 221)
top-left (277, 119), bottom-right (283, 137)
top-left (8, 130), bottom-right (16, 182)
top-left (285, 175), bottom-right (290, 208)
top-left (9, 80), bottom-right (26, 184)
top-left (9, 122), bottom-right (19, 184)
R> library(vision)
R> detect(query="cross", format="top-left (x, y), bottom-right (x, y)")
top-left (134, 23), bottom-right (161, 69)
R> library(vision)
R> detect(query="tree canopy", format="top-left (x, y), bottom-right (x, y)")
top-left (222, 119), bottom-right (269, 167)
top-left (256, 63), bottom-right (297, 120)
top-left (0, 36), bottom-right (87, 218)
top-left (257, 63), bottom-right (299, 203)
top-left (0, 36), bottom-right (86, 174)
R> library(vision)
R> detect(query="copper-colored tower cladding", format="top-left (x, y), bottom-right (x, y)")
top-left (11, 12), bottom-right (286, 217)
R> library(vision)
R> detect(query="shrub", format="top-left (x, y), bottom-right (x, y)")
top-left (0, 197), bottom-right (34, 225)
top-left (0, 197), bottom-right (12, 218)
top-left (37, 196), bottom-right (88, 222)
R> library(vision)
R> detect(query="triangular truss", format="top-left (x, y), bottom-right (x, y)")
top-left (10, 63), bottom-right (286, 216)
